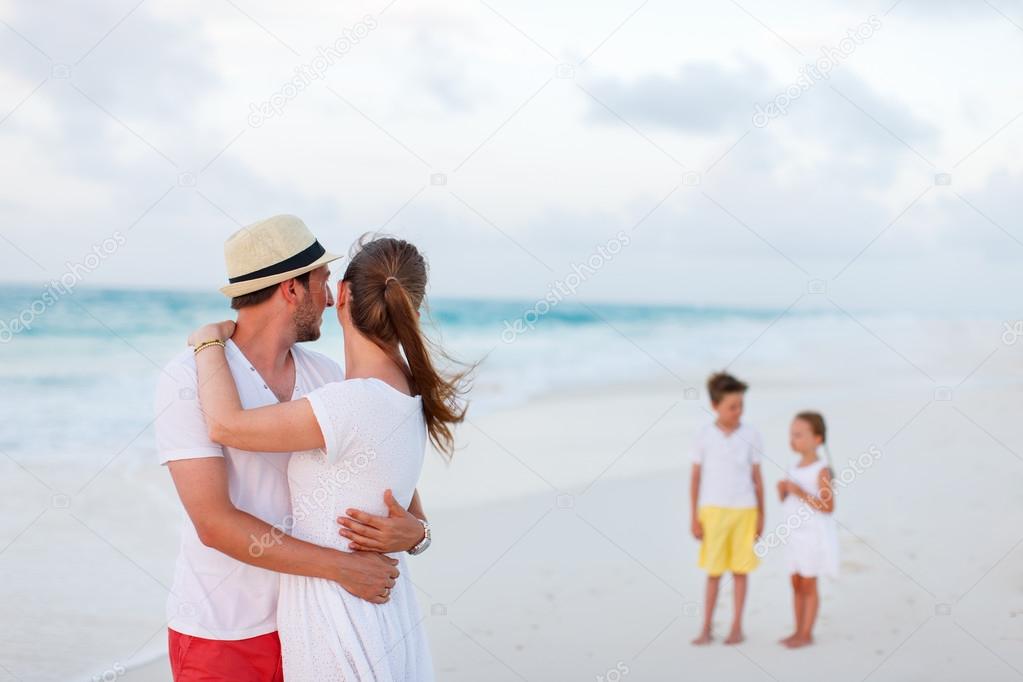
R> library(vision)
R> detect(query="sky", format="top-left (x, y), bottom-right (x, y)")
top-left (1, 0), bottom-right (1022, 314)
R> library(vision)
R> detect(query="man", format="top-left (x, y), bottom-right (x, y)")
top-left (154, 215), bottom-right (431, 681)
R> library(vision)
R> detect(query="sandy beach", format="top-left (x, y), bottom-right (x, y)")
top-left (5, 346), bottom-right (1023, 682)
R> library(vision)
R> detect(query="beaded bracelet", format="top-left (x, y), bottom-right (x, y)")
top-left (193, 339), bottom-right (226, 355)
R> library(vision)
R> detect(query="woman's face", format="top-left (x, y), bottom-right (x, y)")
top-left (790, 418), bottom-right (821, 454)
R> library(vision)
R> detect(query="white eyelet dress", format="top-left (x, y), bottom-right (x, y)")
top-left (782, 459), bottom-right (840, 578)
top-left (277, 378), bottom-right (434, 681)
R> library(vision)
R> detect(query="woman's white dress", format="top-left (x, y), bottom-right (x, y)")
top-left (782, 459), bottom-right (840, 578)
top-left (277, 378), bottom-right (434, 681)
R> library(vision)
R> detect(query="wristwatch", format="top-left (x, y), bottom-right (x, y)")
top-left (407, 519), bottom-right (431, 556)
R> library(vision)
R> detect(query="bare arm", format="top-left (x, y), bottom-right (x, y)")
top-left (407, 489), bottom-right (426, 523)
top-left (168, 456), bottom-right (398, 603)
top-left (788, 467), bottom-right (835, 513)
top-left (752, 463), bottom-right (765, 537)
top-left (689, 464), bottom-right (703, 539)
top-left (191, 333), bottom-right (324, 452)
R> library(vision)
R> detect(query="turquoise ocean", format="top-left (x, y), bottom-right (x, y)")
top-left (0, 282), bottom-right (985, 486)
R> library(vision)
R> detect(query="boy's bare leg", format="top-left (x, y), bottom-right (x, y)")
top-left (725, 573), bottom-right (747, 644)
top-left (787, 577), bottom-right (818, 648)
top-left (692, 575), bottom-right (720, 645)
top-left (780, 574), bottom-right (802, 644)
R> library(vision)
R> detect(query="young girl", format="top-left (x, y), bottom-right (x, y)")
top-left (777, 411), bottom-right (839, 648)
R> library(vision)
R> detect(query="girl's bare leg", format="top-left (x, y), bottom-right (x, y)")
top-left (725, 573), bottom-right (747, 644)
top-left (786, 577), bottom-right (818, 648)
top-left (692, 575), bottom-right (720, 645)
top-left (780, 574), bottom-right (802, 644)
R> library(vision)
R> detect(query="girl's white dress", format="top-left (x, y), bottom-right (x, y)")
top-left (277, 378), bottom-right (434, 681)
top-left (782, 459), bottom-right (840, 578)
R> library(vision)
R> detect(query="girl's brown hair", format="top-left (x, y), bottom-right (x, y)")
top-left (343, 235), bottom-right (470, 455)
top-left (795, 411), bottom-right (827, 443)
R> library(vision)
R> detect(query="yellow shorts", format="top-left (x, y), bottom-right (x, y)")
top-left (698, 506), bottom-right (759, 577)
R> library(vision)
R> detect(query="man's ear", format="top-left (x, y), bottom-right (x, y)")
top-left (279, 278), bottom-right (302, 305)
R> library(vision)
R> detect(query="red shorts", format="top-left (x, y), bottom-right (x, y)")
top-left (168, 629), bottom-right (284, 682)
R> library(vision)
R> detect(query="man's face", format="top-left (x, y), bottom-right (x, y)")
top-left (293, 265), bottom-right (334, 342)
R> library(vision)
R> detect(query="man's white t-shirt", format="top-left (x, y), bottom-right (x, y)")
top-left (154, 339), bottom-right (343, 640)
top-left (691, 422), bottom-right (763, 509)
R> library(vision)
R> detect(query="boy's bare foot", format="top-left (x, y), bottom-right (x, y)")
top-left (691, 632), bottom-right (713, 645)
top-left (778, 633), bottom-right (798, 645)
top-left (784, 635), bottom-right (813, 648)
top-left (724, 630), bottom-right (745, 645)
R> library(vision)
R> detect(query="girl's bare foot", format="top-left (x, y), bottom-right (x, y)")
top-left (784, 635), bottom-right (813, 648)
top-left (724, 630), bottom-right (745, 645)
top-left (778, 633), bottom-right (798, 645)
top-left (691, 632), bottom-right (713, 645)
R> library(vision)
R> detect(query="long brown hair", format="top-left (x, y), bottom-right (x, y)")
top-left (343, 235), bottom-right (470, 455)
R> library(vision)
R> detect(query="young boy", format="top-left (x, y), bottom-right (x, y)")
top-left (690, 372), bottom-right (765, 645)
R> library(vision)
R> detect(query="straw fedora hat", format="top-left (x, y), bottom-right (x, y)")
top-left (219, 215), bottom-right (343, 298)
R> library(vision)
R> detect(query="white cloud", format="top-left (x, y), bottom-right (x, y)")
top-left (0, 0), bottom-right (1020, 316)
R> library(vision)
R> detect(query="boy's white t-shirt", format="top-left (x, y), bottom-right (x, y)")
top-left (154, 340), bottom-right (344, 640)
top-left (691, 422), bottom-right (763, 509)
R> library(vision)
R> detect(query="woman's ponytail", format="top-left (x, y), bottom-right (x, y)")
top-left (382, 277), bottom-right (467, 454)
top-left (344, 236), bottom-right (471, 456)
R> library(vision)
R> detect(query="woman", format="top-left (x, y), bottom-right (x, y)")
top-left (187, 236), bottom-right (468, 681)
